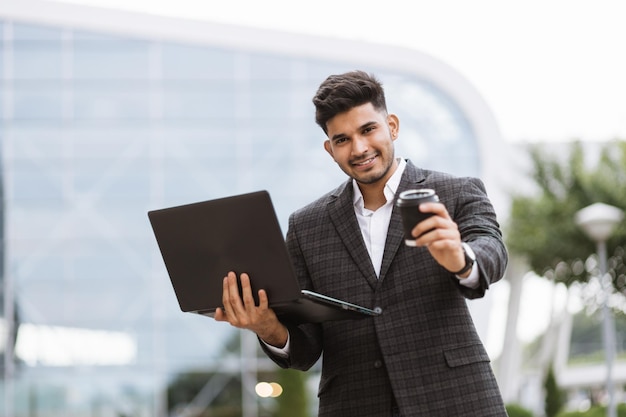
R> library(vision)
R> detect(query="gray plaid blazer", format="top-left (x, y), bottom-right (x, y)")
top-left (262, 160), bottom-right (508, 417)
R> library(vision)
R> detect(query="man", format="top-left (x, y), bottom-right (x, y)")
top-left (215, 70), bottom-right (508, 416)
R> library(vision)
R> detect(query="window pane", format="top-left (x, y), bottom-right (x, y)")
top-left (74, 83), bottom-right (150, 119)
top-left (13, 41), bottom-right (64, 79)
top-left (13, 82), bottom-right (63, 119)
top-left (161, 43), bottom-right (236, 79)
top-left (73, 35), bottom-right (150, 79)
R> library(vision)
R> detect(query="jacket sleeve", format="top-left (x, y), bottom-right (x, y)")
top-left (259, 211), bottom-right (324, 370)
top-left (451, 177), bottom-right (508, 299)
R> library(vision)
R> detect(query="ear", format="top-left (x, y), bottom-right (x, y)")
top-left (388, 113), bottom-right (400, 140)
top-left (323, 140), bottom-right (334, 158)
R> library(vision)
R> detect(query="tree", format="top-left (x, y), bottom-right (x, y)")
top-left (274, 368), bottom-right (310, 417)
top-left (506, 140), bottom-right (626, 293)
top-left (167, 371), bottom-right (242, 417)
top-left (544, 362), bottom-right (565, 417)
top-left (166, 330), bottom-right (312, 417)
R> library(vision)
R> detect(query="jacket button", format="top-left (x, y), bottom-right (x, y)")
top-left (373, 306), bottom-right (383, 314)
top-left (374, 360), bottom-right (383, 368)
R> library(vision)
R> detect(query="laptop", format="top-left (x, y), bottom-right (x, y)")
top-left (147, 190), bottom-right (380, 324)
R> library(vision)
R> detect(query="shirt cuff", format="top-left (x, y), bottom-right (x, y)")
top-left (456, 261), bottom-right (480, 289)
top-left (260, 332), bottom-right (290, 358)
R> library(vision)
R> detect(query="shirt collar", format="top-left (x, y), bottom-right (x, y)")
top-left (352, 158), bottom-right (407, 211)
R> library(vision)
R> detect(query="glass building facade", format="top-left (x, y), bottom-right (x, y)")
top-left (0, 3), bottom-right (503, 416)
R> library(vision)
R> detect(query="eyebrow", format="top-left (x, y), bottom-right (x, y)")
top-left (330, 121), bottom-right (378, 142)
top-left (361, 121), bottom-right (377, 131)
top-left (330, 133), bottom-right (347, 142)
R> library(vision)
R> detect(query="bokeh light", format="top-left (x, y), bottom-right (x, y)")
top-left (255, 382), bottom-right (283, 398)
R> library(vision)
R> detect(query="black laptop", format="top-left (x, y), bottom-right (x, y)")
top-left (147, 190), bottom-right (380, 324)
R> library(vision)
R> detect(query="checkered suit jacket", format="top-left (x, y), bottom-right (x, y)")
top-left (262, 160), bottom-right (509, 417)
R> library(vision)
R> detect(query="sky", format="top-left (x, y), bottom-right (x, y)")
top-left (53, 0), bottom-right (626, 144)
top-left (39, 0), bottom-right (624, 353)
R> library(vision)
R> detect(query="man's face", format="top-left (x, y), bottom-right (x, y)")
top-left (323, 102), bottom-right (399, 186)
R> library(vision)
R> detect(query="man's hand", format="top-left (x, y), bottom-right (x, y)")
top-left (214, 271), bottom-right (289, 348)
top-left (410, 202), bottom-right (470, 278)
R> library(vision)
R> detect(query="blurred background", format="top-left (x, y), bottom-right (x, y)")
top-left (0, 1), bottom-right (625, 416)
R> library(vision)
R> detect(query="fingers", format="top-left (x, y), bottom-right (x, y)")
top-left (410, 203), bottom-right (466, 271)
top-left (419, 202), bottom-right (450, 219)
top-left (414, 220), bottom-right (459, 245)
top-left (239, 273), bottom-right (257, 313)
top-left (214, 272), bottom-right (285, 345)
top-left (214, 307), bottom-right (226, 321)
top-left (412, 203), bottom-right (458, 246)
top-left (412, 203), bottom-right (462, 266)
top-left (221, 272), bottom-right (243, 323)
top-left (219, 271), bottom-right (265, 328)
top-left (258, 289), bottom-right (269, 309)
top-left (222, 271), bottom-right (238, 316)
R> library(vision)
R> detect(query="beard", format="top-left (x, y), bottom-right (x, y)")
top-left (349, 151), bottom-right (396, 186)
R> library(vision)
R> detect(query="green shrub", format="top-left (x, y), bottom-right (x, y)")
top-left (506, 403), bottom-right (535, 417)
top-left (556, 403), bottom-right (626, 417)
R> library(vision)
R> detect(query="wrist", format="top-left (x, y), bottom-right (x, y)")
top-left (456, 266), bottom-right (473, 279)
top-left (259, 324), bottom-right (288, 349)
top-left (449, 242), bottom-right (476, 276)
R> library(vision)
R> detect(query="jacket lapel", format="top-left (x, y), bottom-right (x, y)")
top-left (327, 161), bottom-right (428, 287)
top-left (327, 182), bottom-right (379, 289)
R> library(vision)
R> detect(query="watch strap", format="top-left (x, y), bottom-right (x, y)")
top-left (450, 243), bottom-right (475, 275)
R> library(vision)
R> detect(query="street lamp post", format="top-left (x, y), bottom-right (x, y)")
top-left (575, 202), bottom-right (624, 417)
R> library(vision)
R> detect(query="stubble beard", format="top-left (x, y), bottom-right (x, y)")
top-left (352, 153), bottom-right (395, 186)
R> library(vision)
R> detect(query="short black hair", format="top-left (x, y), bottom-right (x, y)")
top-left (312, 70), bottom-right (388, 134)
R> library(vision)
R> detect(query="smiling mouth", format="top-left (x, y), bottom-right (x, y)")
top-left (352, 155), bottom-right (377, 167)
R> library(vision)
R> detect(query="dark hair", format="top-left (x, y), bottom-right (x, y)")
top-left (312, 70), bottom-right (388, 134)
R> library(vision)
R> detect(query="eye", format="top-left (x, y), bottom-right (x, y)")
top-left (334, 136), bottom-right (348, 145)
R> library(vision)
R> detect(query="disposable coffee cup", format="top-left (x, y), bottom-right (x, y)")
top-left (396, 189), bottom-right (439, 246)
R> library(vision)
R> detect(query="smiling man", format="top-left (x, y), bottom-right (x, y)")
top-left (215, 70), bottom-right (508, 417)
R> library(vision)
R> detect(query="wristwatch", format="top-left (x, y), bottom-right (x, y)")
top-left (451, 242), bottom-right (476, 276)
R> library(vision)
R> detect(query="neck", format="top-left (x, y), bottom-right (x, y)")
top-left (360, 186), bottom-right (387, 210)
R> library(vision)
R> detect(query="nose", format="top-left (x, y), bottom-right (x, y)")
top-left (351, 135), bottom-right (369, 155)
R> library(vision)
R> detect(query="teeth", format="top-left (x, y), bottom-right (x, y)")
top-left (356, 157), bottom-right (374, 166)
